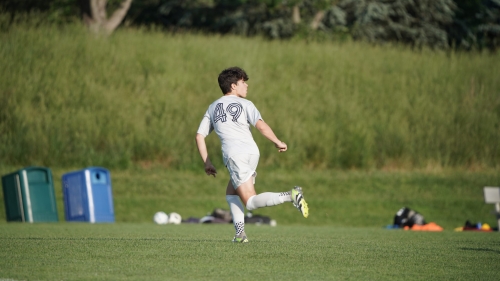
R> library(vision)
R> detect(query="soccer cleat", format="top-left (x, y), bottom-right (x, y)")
top-left (291, 186), bottom-right (309, 218)
top-left (232, 232), bottom-right (249, 243)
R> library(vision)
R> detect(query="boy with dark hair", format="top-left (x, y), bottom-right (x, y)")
top-left (195, 66), bottom-right (309, 243)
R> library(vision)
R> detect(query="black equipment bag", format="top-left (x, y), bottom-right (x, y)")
top-left (393, 207), bottom-right (426, 227)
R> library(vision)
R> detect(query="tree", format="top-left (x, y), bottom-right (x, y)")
top-left (476, 0), bottom-right (500, 51)
top-left (79, 0), bottom-right (132, 35)
top-left (284, 0), bottom-right (338, 29)
top-left (337, 0), bottom-right (457, 49)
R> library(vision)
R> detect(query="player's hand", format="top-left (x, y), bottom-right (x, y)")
top-left (275, 141), bottom-right (287, 152)
top-left (205, 163), bottom-right (217, 177)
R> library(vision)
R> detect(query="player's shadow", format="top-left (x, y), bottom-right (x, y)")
top-left (458, 247), bottom-right (500, 254)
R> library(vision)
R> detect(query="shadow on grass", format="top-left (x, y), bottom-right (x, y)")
top-left (459, 247), bottom-right (500, 254)
top-left (0, 237), bottom-right (224, 242)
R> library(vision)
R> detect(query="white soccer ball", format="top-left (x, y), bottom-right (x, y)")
top-left (153, 211), bottom-right (169, 225)
top-left (168, 212), bottom-right (182, 225)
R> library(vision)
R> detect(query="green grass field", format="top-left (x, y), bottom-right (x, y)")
top-left (1, 223), bottom-right (499, 281)
top-left (3, 166), bottom-right (498, 280)
top-left (1, 167), bottom-right (499, 229)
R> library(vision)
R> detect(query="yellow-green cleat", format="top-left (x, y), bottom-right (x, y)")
top-left (232, 232), bottom-right (249, 243)
top-left (291, 186), bottom-right (309, 218)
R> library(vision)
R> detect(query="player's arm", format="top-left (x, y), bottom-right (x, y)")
top-left (195, 133), bottom-right (217, 177)
top-left (255, 119), bottom-right (287, 152)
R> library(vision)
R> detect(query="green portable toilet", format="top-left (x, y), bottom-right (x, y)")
top-left (1, 167), bottom-right (58, 222)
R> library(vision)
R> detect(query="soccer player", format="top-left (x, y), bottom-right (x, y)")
top-left (195, 66), bottom-right (309, 243)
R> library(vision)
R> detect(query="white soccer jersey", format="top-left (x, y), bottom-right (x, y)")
top-left (197, 95), bottom-right (262, 165)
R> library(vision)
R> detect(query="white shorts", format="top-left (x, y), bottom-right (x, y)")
top-left (226, 154), bottom-right (259, 189)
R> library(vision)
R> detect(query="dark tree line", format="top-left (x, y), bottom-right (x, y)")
top-left (1, 0), bottom-right (499, 50)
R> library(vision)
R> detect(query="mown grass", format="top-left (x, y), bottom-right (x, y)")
top-left (0, 22), bottom-right (499, 169)
top-left (0, 223), bottom-right (499, 281)
top-left (1, 166), bottom-right (499, 230)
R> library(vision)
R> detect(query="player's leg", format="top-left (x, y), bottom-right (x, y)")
top-left (226, 154), bottom-right (309, 241)
top-left (239, 182), bottom-right (308, 218)
top-left (225, 181), bottom-right (248, 243)
top-left (227, 154), bottom-right (287, 208)
top-left (232, 154), bottom-right (292, 210)
top-left (229, 154), bottom-right (308, 217)
top-left (238, 178), bottom-right (292, 209)
top-left (234, 181), bottom-right (308, 221)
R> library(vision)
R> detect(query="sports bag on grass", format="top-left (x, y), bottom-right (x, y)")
top-left (393, 207), bottom-right (426, 227)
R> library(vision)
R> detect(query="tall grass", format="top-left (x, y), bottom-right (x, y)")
top-left (1, 22), bottom-right (499, 169)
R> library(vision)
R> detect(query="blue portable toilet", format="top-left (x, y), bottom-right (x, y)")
top-left (62, 167), bottom-right (115, 223)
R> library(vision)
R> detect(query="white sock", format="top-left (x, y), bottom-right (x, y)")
top-left (246, 192), bottom-right (292, 211)
top-left (226, 195), bottom-right (245, 235)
